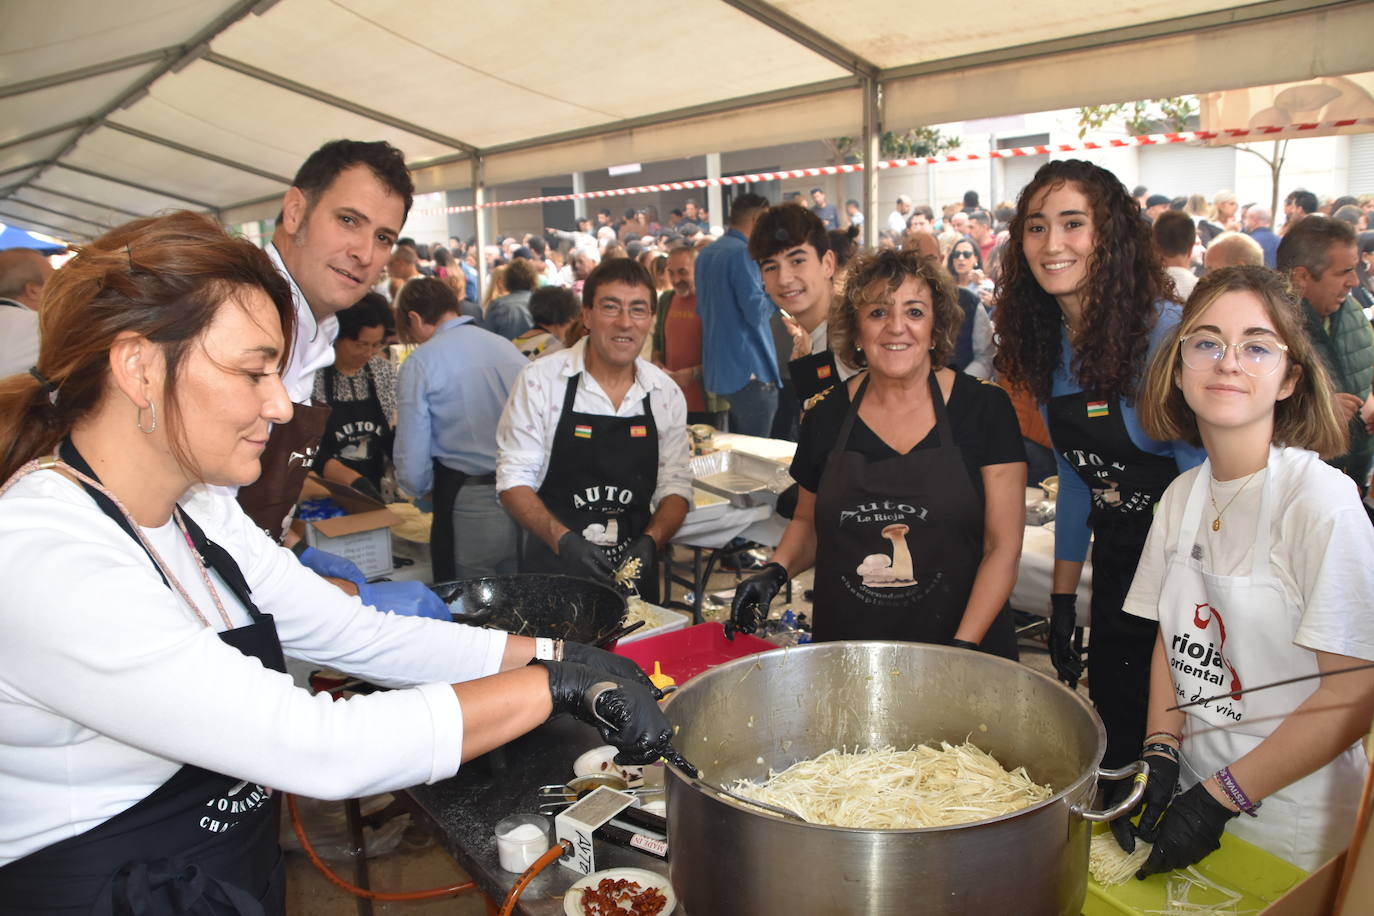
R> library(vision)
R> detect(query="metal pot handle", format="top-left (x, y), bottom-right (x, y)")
top-left (1072, 759), bottom-right (1149, 822)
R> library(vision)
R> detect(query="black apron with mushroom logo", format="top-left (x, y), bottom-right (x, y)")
top-left (811, 374), bottom-right (1017, 658)
top-left (519, 373), bottom-right (659, 600)
top-left (1046, 388), bottom-right (1183, 769)
top-left (317, 362), bottom-right (391, 490)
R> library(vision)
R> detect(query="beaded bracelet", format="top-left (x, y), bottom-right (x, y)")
top-left (1144, 730), bottom-right (1183, 745)
top-left (1215, 766), bottom-right (1261, 817)
top-left (1142, 742), bottom-right (1180, 761)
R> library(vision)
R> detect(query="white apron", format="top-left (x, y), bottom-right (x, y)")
top-left (1157, 449), bottom-right (1365, 870)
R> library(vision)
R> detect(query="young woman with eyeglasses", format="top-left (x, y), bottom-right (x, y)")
top-left (993, 160), bottom-right (1206, 777)
top-left (1110, 266), bottom-right (1374, 876)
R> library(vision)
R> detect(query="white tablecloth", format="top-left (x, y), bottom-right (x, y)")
top-left (1011, 522), bottom-right (1093, 626)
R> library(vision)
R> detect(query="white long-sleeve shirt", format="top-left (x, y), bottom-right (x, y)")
top-left (495, 337), bottom-right (692, 507)
top-left (0, 472), bottom-right (507, 865)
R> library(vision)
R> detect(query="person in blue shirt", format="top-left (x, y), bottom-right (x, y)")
top-left (694, 193), bottom-right (780, 436)
top-left (1243, 206), bottom-right (1281, 268)
top-left (393, 277), bottom-right (528, 581)
top-left (994, 159), bottom-right (1205, 774)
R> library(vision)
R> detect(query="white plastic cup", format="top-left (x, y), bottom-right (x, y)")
top-left (494, 814), bottom-right (551, 873)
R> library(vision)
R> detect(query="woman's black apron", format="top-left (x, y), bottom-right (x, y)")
top-left (519, 374), bottom-right (659, 601)
top-left (1046, 390), bottom-right (1179, 769)
top-left (811, 374), bottom-right (1017, 658)
top-left (0, 442), bottom-right (288, 915)
top-left (318, 363), bottom-right (391, 490)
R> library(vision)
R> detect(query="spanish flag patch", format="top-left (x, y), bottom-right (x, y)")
top-left (574, 424), bottom-right (593, 438)
top-left (816, 364), bottom-right (832, 379)
top-left (630, 425), bottom-right (648, 438)
top-left (1087, 401), bottom-right (1109, 419)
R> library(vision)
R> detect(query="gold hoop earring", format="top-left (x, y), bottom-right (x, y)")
top-left (136, 402), bottom-right (157, 434)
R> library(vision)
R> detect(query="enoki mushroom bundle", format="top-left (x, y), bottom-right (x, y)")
top-left (1089, 832), bottom-right (1152, 886)
top-left (729, 741), bottom-right (1053, 829)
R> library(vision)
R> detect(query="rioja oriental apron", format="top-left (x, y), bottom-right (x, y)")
top-left (1157, 451), bottom-right (1363, 870)
top-left (811, 374), bottom-right (1017, 658)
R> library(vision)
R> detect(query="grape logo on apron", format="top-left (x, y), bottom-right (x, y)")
top-left (1169, 601), bottom-right (1244, 722)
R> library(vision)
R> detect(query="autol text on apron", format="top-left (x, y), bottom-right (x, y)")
top-left (1060, 448), bottom-right (1157, 513)
top-left (571, 485), bottom-right (637, 511)
top-left (838, 500), bottom-right (930, 525)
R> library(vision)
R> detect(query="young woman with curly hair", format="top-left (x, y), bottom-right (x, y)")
top-left (993, 159), bottom-right (1205, 773)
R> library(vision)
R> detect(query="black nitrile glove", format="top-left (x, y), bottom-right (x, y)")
top-left (1048, 593), bottom-right (1084, 688)
top-left (724, 562), bottom-right (789, 640)
top-left (1136, 782), bottom-right (1238, 879)
top-left (619, 534), bottom-right (657, 593)
top-left (561, 640), bottom-right (659, 694)
top-left (1132, 753), bottom-right (1181, 846)
top-left (349, 475), bottom-right (383, 503)
top-left (557, 530), bottom-right (615, 581)
top-left (535, 660), bottom-right (674, 766)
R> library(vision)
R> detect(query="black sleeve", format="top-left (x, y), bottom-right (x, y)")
top-left (789, 387), bottom-right (846, 492)
top-left (951, 375), bottom-right (1026, 467)
top-left (788, 350), bottom-right (839, 402)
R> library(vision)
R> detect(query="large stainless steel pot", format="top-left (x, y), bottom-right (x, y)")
top-left (663, 641), bottom-right (1143, 915)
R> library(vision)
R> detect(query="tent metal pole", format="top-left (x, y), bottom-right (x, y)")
top-left (473, 156), bottom-right (487, 306)
top-left (861, 76), bottom-right (882, 252)
top-left (706, 154), bottom-right (722, 234)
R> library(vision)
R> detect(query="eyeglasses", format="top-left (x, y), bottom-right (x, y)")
top-left (594, 301), bottom-right (652, 320)
top-left (1179, 332), bottom-right (1289, 378)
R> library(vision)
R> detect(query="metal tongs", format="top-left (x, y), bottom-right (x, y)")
top-left (580, 683), bottom-right (806, 822)
top-left (658, 744), bottom-right (807, 822)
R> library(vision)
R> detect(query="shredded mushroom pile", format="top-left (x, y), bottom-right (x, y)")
top-left (729, 741), bottom-right (1053, 829)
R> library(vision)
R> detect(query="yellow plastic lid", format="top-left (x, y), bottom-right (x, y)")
top-left (649, 661), bottom-right (675, 690)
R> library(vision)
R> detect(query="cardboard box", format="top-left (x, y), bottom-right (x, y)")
top-left (294, 474), bottom-right (401, 579)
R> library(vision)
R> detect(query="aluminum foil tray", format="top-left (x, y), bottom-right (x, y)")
top-left (689, 449), bottom-right (792, 508)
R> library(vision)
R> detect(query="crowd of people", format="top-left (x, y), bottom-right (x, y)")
top-left (0, 135), bottom-right (1372, 909)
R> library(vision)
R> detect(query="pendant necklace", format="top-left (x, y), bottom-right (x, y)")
top-left (1208, 470), bottom-right (1259, 532)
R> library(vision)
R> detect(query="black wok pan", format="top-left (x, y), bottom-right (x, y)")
top-left (430, 573), bottom-right (627, 646)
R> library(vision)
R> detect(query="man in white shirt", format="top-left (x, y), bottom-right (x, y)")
top-left (237, 140), bottom-right (413, 541)
top-left (886, 195), bottom-right (913, 233)
top-left (240, 141), bottom-right (447, 620)
top-left (497, 258), bottom-right (691, 600)
top-left (1154, 210), bottom-right (1199, 300)
top-left (0, 248), bottom-right (54, 377)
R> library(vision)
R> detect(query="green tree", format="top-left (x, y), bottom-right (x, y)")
top-left (829, 126), bottom-right (961, 162)
top-left (1075, 96), bottom-right (1198, 139)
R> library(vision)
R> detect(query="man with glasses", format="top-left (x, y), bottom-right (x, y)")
top-left (1278, 215), bottom-right (1374, 493)
top-left (497, 258), bottom-right (691, 598)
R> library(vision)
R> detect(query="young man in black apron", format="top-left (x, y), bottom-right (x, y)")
top-left (497, 259), bottom-right (692, 602)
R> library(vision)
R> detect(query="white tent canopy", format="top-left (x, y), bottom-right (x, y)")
top-left (2, 0), bottom-right (1371, 242)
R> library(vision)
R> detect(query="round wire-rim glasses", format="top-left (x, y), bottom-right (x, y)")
top-left (1179, 331), bottom-right (1289, 378)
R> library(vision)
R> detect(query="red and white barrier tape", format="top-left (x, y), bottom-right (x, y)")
top-left (415, 118), bottom-right (1374, 216)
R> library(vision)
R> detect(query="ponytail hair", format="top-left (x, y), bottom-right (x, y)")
top-left (0, 211), bottom-right (294, 481)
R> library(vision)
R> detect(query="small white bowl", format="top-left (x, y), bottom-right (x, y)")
top-left (572, 745), bottom-right (644, 784)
